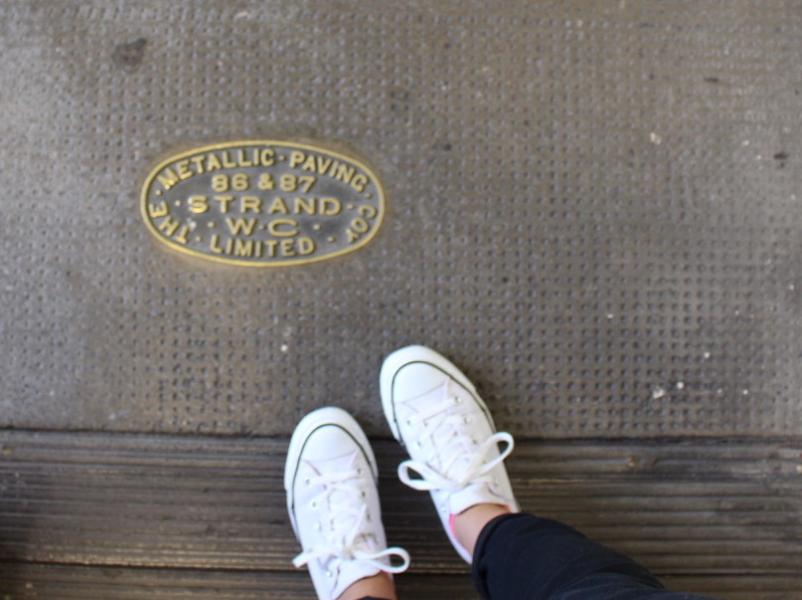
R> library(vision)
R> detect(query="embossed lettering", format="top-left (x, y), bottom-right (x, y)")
top-left (142, 141), bottom-right (384, 266)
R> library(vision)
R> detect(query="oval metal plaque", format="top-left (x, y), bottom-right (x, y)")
top-left (140, 140), bottom-right (385, 267)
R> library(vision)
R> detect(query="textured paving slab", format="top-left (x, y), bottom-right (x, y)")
top-left (2, 1), bottom-right (802, 437)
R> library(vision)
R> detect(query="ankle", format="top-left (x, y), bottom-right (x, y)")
top-left (453, 503), bottom-right (511, 558)
top-left (337, 572), bottom-right (397, 600)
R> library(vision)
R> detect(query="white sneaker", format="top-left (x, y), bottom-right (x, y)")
top-left (380, 345), bottom-right (518, 563)
top-left (285, 407), bottom-right (410, 600)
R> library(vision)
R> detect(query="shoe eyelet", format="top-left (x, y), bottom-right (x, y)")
top-left (416, 440), bottom-right (423, 448)
top-left (326, 570), bottom-right (333, 578)
top-left (406, 419), bottom-right (413, 426)
top-left (361, 490), bottom-right (367, 498)
top-left (357, 467), bottom-right (362, 475)
top-left (304, 477), bottom-right (311, 486)
top-left (311, 500), bottom-right (318, 509)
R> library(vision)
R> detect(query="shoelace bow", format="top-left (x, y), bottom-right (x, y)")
top-left (293, 468), bottom-right (409, 578)
top-left (398, 381), bottom-right (514, 492)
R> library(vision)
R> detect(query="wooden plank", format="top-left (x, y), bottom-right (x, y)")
top-left (662, 575), bottom-right (802, 600)
top-left (0, 564), bottom-right (473, 599)
top-left (0, 564), bottom-right (800, 600)
top-left (0, 431), bottom-right (799, 580)
top-left (0, 565), bottom-right (800, 600)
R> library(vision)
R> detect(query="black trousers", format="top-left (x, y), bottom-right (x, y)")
top-left (469, 513), bottom-right (714, 600)
top-left (363, 512), bottom-right (714, 600)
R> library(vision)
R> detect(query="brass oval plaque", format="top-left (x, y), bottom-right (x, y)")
top-left (140, 140), bottom-right (385, 267)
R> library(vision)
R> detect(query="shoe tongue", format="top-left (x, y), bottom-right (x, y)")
top-left (304, 451), bottom-right (361, 508)
top-left (442, 450), bottom-right (474, 481)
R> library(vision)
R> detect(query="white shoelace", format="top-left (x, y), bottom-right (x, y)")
top-left (293, 468), bottom-right (410, 576)
top-left (397, 381), bottom-right (514, 492)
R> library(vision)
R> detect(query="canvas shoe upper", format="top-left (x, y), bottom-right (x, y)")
top-left (285, 407), bottom-right (410, 600)
top-left (380, 345), bottom-right (518, 563)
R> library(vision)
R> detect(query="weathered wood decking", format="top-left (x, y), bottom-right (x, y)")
top-left (0, 432), bottom-right (799, 598)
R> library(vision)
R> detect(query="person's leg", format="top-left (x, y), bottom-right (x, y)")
top-left (285, 407), bottom-right (410, 600)
top-left (453, 502), bottom-right (511, 556)
top-left (465, 508), bottom-right (713, 599)
top-left (381, 345), bottom-right (714, 600)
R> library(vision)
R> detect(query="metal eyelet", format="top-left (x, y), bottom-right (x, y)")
top-left (304, 477), bottom-right (311, 486)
